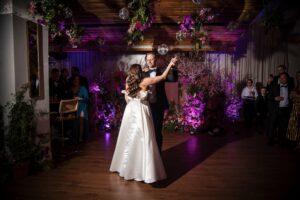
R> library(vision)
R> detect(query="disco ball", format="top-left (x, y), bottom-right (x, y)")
top-left (176, 30), bottom-right (187, 41)
top-left (119, 7), bottom-right (129, 20)
top-left (157, 44), bottom-right (169, 55)
top-left (192, 0), bottom-right (204, 4)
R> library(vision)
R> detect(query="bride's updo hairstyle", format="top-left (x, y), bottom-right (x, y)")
top-left (127, 64), bottom-right (143, 98)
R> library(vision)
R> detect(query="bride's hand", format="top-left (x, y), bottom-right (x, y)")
top-left (169, 56), bottom-right (178, 66)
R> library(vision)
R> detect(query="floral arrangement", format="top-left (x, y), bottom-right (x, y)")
top-left (163, 102), bottom-right (183, 132)
top-left (126, 0), bottom-right (155, 45)
top-left (223, 75), bottom-right (243, 122)
top-left (110, 71), bottom-right (127, 126)
top-left (28, 0), bottom-right (84, 47)
top-left (179, 8), bottom-right (214, 33)
top-left (177, 8), bottom-right (214, 49)
top-left (95, 103), bottom-right (116, 131)
top-left (181, 91), bottom-right (205, 132)
top-left (225, 97), bottom-right (243, 122)
top-left (90, 71), bottom-right (126, 131)
top-left (176, 54), bottom-right (223, 98)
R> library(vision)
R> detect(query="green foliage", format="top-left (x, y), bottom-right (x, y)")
top-left (0, 105), bottom-right (3, 150)
top-left (263, 7), bottom-right (283, 33)
top-left (29, 0), bottom-right (84, 45)
top-left (163, 102), bottom-right (183, 132)
top-left (4, 85), bottom-right (38, 165)
top-left (0, 105), bottom-right (9, 185)
top-left (126, 0), bottom-right (154, 45)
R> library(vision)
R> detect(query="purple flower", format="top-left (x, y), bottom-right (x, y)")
top-left (37, 19), bottom-right (46, 26)
top-left (58, 21), bottom-right (65, 31)
top-left (225, 97), bottom-right (243, 121)
top-left (182, 91), bottom-right (205, 130)
top-left (180, 24), bottom-right (188, 32)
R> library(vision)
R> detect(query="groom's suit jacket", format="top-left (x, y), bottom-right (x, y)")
top-left (143, 67), bottom-right (178, 110)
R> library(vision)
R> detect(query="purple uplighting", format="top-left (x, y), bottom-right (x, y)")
top-left (104, 132), bottom-right (111, 145)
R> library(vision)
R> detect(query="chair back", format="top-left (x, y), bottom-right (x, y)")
top-left (59, 99), bottom-right (79, 115)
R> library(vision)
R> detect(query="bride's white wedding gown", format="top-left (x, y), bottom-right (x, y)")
top-left (110, 91), bottom-right (166, 183)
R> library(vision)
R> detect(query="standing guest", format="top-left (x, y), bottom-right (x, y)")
top-left (49, 68), bottom-right (60, 112)
top-left (241, 79), bottom-right (258, 128)
top-left (49, 68), bottom-right (60, 100)
top-left (286, 71), bottom-right (300, 148)
top-left (69, 66), bottom-right (89, 93)
top-left (267, 72), bottom-right (293, 146)
top-left (70, 75), bottom-right (89, 142)
top-left (271, 65), bottom-right (295, 90)
top-left (256, 87), bottom-right (268, 134)
top-left (60, 68), bottom-right (69, 85)
top-left (266, 74), bottom-right (274, 91)
top-left (59, 68), bottom-right (71, 100)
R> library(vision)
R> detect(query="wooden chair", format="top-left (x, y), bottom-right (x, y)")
top-left (55, 99), bottom-right (79, 146)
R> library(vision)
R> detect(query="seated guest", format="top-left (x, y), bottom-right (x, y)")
top-left (70, 75), bottom-right (89, 143)
top-left (256, 87), bottom-right (268, 134)
top-left (267, 72), bottom-right (293, 145)
top-left (241, 79), bottom-right (258, 128)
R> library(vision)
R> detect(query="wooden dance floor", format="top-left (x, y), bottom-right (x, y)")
top-left (4, 125), bottom-right (300, 200)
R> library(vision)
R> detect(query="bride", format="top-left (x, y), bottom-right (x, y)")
top-left (110, 56), bottom-right (178, 183)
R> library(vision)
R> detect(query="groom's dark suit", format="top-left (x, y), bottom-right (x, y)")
top-left (143, 67), bottom-right (177, 153)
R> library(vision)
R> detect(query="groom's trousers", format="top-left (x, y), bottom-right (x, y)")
top-left (149, 102), bottom-right (164, 153)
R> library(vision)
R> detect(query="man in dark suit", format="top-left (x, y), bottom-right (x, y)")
top-left (271, 65), bottom-right (295, 90)
top-left (267, 72), bottom-right (293, 145)
top-left (143, 53), bottom-right (178, 153)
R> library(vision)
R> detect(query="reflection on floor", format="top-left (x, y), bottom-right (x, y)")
top-left (4, 123), bottom-right (300, 200)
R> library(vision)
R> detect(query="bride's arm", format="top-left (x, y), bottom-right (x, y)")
top-left (140, 57), bottom-right (178, 87)
top-left (123, 79), bottom-right (129, 103)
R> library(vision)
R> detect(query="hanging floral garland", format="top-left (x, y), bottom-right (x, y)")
top-left (28, 0), bottom-right (84, 47)
top-left (122, 0), bottom-right (155, 45)
top-left (177, 8), bottom-right (214, 49)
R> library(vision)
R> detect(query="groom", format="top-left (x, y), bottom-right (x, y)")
top-left (143, 53), bottom-right (178, 153)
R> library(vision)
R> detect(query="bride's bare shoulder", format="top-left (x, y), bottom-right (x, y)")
top-left (139, 78), bottom-right (149, 89)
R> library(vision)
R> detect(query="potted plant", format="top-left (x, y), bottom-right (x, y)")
top-left (4, 84), bottom-right (39, 178)
top-left (0, 104), bottom-right (10, 185)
